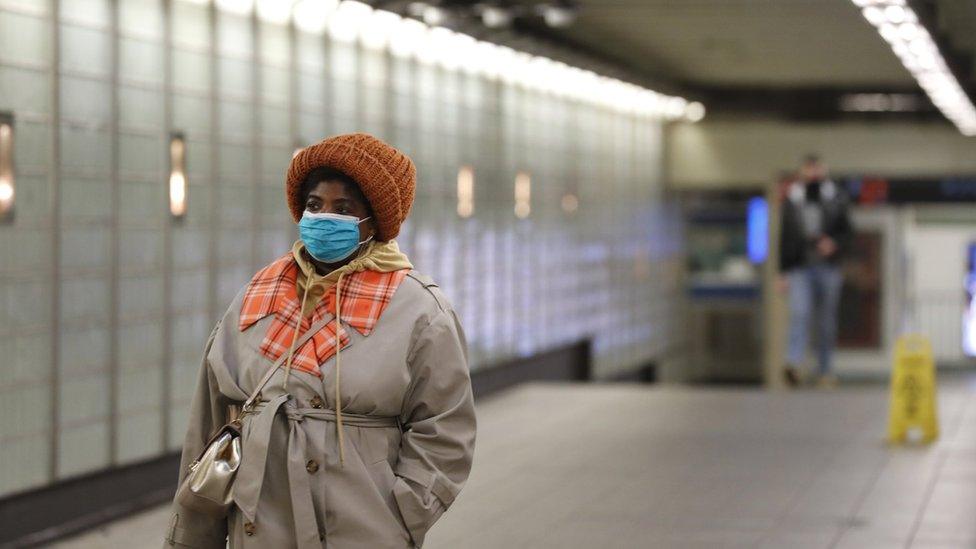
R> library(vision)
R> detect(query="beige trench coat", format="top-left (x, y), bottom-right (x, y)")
top-left (164, 270), bottom-right (477, 548)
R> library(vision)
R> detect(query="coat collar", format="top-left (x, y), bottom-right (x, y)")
top-left (237, 251), bottom-right (409, 378)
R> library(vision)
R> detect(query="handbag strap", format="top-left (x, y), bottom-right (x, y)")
top-left (241, 315), bottom-right (335, 412)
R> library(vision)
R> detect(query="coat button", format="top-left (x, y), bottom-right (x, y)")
top-left (309, 396), bottom-right (323, 409)
top-left (244, 521), bottom-right (256, 536)
top-left (306, 459), bottom-right (319, 473)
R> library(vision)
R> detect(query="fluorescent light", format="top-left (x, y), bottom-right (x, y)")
top-left (422, 5), bottom-right (447, 26)
top-left (883, 4), bottom-right (907, 24)
top-left (665, 96), bottom-right (688, 119)
top-left (410, 26), bottom-right (472, 70)
top-left (293, 0), bottom-right (338, 34)
top-left (527, 56), bottom-right (555, 92)
top-left (216, 0), bottom-right (253, 16)
top-left (493, 46), bottom-right (518, 84)
top-left (897, 22), bottom-right (921, 42)
top-left (503, 51), bottom-right (534, 88)
top-left (256, 0), bottom-right (292, 24)
top-left (360, 9), bottom-right (401, 51)
top-left (389, 17), bottom-right (427, 59)
top-left (169, 133), bottom-right (187, 219)
top-left (328, 0), bottom-right (372, 43)
top-left (428, 27), bottom-right (468, 70)
top-left (470, 40), bottom-right (502, 80)
top-left (685, 101), bottom-right (706, 122)
top-left (375, 9), bottom-right (702, 122)
top-left (451, 33), bottom-right (479, 74)
top-left (0, 112), bottom-right (14, 223)
top-left (414, 26), bottom-right (441, 65)
top-left (853, 0), bottom-right (976, 135)
top-left (862, 6), bottom-right (885, 25)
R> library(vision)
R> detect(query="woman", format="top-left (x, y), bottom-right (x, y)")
top-left (164, 133), bottom-right (477, 548)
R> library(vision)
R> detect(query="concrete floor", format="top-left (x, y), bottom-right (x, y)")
top-left (51, 375), bottom-right (976, 549)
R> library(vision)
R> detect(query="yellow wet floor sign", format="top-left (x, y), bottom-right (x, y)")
top-left (887, 334), bottom-right (939, 444)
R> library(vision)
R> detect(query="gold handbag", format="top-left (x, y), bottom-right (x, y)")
top-left (175, 316), bottom-right (332, 517)
top-left (176, 413), bottom-right (243, 516)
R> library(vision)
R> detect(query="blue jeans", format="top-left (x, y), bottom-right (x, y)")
top-left (787, 263), bottom-right (844, 375)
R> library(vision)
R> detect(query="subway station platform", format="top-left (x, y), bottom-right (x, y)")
top-left (52, 376), bottom-right (976, 549)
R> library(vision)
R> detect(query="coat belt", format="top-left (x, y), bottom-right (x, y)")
top-left (231, 393), bottom-right (400, 549)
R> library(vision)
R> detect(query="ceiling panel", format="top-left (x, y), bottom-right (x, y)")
top-left (523, 0), bottom-right (916, 88)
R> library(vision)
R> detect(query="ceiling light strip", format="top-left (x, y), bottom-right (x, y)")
top-left (195, 0), bottom-right (703, 122)
top-left (853, 0), bottom-right (976, 135)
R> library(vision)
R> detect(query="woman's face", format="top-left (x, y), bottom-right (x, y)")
top-left (304, 179), bottom-right (376, 243)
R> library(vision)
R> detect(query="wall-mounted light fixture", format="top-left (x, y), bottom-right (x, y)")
top-left (169, 132), bottom-right (187, 219)
top-left (560, 192), bottom-right (578, 214)
top-left (0, 112), bottom-right (14, 224)
top-left (457, 165), bottom-right (474, 218)
top-left (514, 171), bottom-right (531, 219)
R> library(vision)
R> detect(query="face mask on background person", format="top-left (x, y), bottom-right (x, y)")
top-left (298, 211), bottom-right (373, 263)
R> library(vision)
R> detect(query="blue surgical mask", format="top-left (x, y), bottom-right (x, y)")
top-left (298, 211), bottom-right (373, 263)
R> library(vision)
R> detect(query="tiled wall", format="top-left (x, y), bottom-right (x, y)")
top-left (0, 0), bottom-right (684, 497)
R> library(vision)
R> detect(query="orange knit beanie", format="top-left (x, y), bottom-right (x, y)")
top-left (286, 133), bottom-right (416, 242)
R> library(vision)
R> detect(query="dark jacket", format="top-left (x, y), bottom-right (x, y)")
top-left (779, 179), bottom-right (854, 272)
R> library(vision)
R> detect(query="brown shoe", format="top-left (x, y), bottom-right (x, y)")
top-left (784, 366), bottom-right (800, 387)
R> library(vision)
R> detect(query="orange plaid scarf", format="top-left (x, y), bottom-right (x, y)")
top-left (238, 252), bottom-right (408, 378)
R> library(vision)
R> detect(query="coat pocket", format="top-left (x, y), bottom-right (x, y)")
top-left (368, 458), bottom-right (413, 542)
top-left (390, 473), bottom-right (445, 548)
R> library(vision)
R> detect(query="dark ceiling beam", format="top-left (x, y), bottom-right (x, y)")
top-left (695, 85), bottom-right (947, 123)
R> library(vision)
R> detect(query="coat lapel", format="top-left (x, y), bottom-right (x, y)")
top-left (239, 253), bottom-right (409, 377)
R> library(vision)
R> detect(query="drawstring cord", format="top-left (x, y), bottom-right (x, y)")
top-left (280, 268), bottom-right (348, 467)
top-left (335, 271), bottom-right (346, 467)
top-left (284, 242), bottom-right (378, 467)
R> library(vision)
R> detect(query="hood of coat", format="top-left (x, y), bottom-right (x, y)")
top-left (292, 238), bottom-right (413, 316)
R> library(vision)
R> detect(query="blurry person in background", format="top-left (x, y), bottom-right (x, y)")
top-left (779, 154), bottom-right (854, 388)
